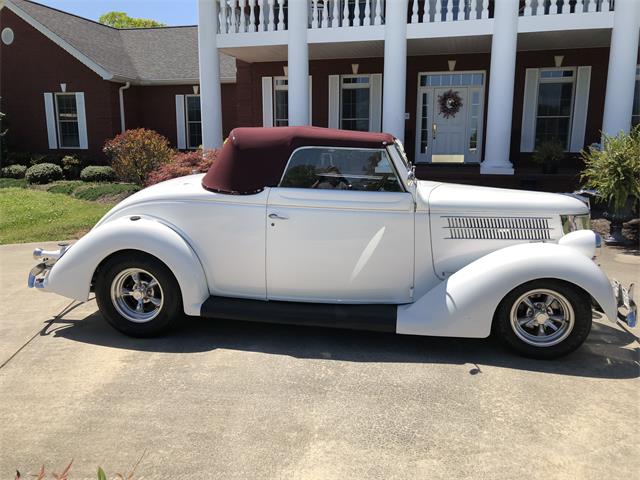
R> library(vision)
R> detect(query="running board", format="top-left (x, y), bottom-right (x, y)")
top-left (200, 296), bottom-right (397, 333)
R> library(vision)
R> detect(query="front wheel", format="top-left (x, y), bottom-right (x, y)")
top-left (494, 279), bottom-right (592, 359)
top-left (95, 253), bottom-right (183, 337)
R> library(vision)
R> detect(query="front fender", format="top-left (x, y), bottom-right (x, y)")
top-left (397, 242), bottom-right (617, 338)
top-left (45, 216), bottom-right (209, 315)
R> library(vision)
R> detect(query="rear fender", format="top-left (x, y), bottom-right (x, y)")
top-left (45, 216), bottom-right (209, 315)
top-left (397, 242), bottom-right (617, 338)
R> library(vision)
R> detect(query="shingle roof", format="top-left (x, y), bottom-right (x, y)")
top-left (4, 0), bottom-right (236, 83)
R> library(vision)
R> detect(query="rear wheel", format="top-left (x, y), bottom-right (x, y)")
top-left (95, 253), bottom-right (182, 337)
top-left (494, 279), bottom-right (592, 359)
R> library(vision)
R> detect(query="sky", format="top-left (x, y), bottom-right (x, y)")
top-left (35, 0), bottom-right (198, 26)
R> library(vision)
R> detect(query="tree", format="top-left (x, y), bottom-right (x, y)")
top-left (98, 11), bottom-right (165, 28)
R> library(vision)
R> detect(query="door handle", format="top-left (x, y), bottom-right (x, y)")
top-left (268, 213), bottom-right (289, 220)
top-left (432, 123), bottom-right (437, 139)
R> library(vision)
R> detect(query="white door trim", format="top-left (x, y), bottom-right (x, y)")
top-left (414, 70), bottom-right (486, 164)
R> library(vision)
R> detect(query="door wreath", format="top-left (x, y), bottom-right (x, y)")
top-left (438, 89), bottom-right (463, 119)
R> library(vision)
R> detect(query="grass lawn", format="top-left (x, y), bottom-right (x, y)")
top-left (0, 188), bottom-right (114, 244)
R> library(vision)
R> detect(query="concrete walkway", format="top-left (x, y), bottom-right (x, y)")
top-left (0, 241), bottom-right (638, 479)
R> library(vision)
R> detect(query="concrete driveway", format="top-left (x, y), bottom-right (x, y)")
top-left (1, 242), bottom-right (638, 479)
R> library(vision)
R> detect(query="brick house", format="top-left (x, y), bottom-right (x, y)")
top-left (0, 0), bottom-right (237, 161)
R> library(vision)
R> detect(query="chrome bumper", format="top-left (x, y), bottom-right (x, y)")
top-left (613, 280), bottom-right (637, 328)
top-left (27, 243), bottom-right (69, 290)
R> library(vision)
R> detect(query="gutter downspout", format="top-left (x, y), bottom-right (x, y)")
top-left (118, 82), bottom-right (131, 133)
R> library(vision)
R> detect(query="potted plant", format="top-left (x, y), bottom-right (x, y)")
top-left (532, 139), bottom-right (565, 174)
top-left (581, 125), bottom-right (640, 245)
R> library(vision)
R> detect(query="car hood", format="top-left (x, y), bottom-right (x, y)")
top-left (417, 181), bottom-right (589, 216)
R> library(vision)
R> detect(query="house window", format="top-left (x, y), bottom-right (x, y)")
top-left (273, 77), bottom-right (289, 127)
top-left (55, 93), bottom-right (80, 148)
top-left (534, 68), bottom-right (576, 149)
top-left (340, 75), bottom-right (370, 132)
top-left (185, 95), bottom-right (202, 149)
top-left (632, 66), bottom-right (640, 127)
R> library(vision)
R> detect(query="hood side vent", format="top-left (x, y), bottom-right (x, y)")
top-left (443, 216), bottom-right (552, 241)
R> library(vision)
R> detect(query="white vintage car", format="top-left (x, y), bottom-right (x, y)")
top-left (29, 127), bottom-right (636, 358)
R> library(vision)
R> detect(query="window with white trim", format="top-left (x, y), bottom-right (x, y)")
top-left (273, 77), bottom-right (289, 127)
top-left (534, 68), bottom-right (576, 149)
top-left (632, 66), bottom-right (640, 128)
top-left (55, 93), bottom-right (80, 148)
top-left (185, 95), bottom-right (202, 149)
top-left (340, 75), bottom-right (371, 132)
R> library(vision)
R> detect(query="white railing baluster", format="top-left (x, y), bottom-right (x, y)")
top-left (550, 0), bottom-right (558, 14)
top-left (277, 0), bottom-right (284, 30)
top-left (601, 0), bottom-right (610, 12)
top-left (446, 0), bottom-right (453, 21)
top-left (259, 0), bottom-right (266, 31)
top-left (354, 0), bottom-right (362, 26)
top-left (435, 0), bottom-right (442, 22)
top-left (374, 0), bottom-right (382, 25)
top-left (312, 0), bottom-right (319, 28)
top-left (240, 0), bottom-right (247, 32)
top-left (229, 0), bottom-right (236, 32)
top-left (221, 0), bottom-right (230, 33)
top-left (523, 0), bottom-right (532, 16)
top-left (411, 0), bottom-right (419, 23)
top-left (574, 0), bottom-right (584, 13)
top-left (481, 0), bottom-right (488, 19)
top-left (342, 0), bottom-right (349, 26)
top-left (249, 0), bottom-right (256, 31)
top-left (322, 0), bottom-right (329, 27)
top-left (470, 0), bottom-right (478, 19)
top-left (332, 0), bottom-right (340, 27)
top-left (587, 0), bottom-right (596, 13)
top-left (267, 0), bottom-right (275, 30)
top-left (364, 0), bottom-right (371, 25)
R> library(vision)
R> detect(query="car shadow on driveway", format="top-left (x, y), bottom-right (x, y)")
top-left (41, 309), bottom-right (639, 380)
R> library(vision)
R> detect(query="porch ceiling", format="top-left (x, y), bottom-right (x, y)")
top-left (517, 29), bottom-right (612, 51)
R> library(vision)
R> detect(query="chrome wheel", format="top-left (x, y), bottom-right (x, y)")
top-left (509, 289), bottom-right (575, 347)
top-left (110, 268), bottom-right (164, 323)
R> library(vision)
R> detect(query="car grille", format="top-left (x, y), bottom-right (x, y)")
top-left (442, 216), bottom-right (552, 240)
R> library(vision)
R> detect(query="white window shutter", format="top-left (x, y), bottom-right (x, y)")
top-left (75, 92), bottom-right (88, 149)
top-left (308, 76), bottom-right (313, 125)
top-left (369, 73), bottom-right (383, 132)
top-left (262, 77), bottom-right (273, 127)
top-left (43, 93), bottom-right (57, 149)
top-left (175, 95), bottom-right (186, 149)
top-left (570, 66), bottom-right (591, 152)
top-left (328, 75), bottom-right (340, 129)
top-left (520, 68), bottom-right (539, 152)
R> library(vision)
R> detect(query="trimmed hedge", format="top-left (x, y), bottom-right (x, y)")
top-left (1, 164), bottom-right (27, 179)
top-left (80, 166), bottom-right (117, 182)
top-left (25, 163), bottom-right (63, 184)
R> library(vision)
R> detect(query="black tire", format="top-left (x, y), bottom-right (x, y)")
top-left (95, 252), bottom-right (183, 337)
top-left (493, 279), bottom-right (592, 359)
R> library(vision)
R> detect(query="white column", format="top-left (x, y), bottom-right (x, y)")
top-left (288, 0), bottom-right (310, 126)
top-left (481, 0), bottom-right (518, 175)
top-left (382, 0), bottom-right (408, 140)
top-left (602, 0), bottom-right (640, 138)
top-left (198, 0), bottom-right (223, 148)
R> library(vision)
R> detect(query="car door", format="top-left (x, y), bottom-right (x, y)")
top-left (266, 146), bottom-right (415, 304)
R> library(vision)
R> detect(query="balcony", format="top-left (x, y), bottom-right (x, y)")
top-left (216, 0), bottom-right (615, 58)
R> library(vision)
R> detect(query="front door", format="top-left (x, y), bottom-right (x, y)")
top-left (415, 71), bottom-right (485, 164)
top-left (266, 146), bottom-right (414, 304)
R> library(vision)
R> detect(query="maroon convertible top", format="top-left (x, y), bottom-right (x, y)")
top-left (202, 126), bottom-right (396, 195)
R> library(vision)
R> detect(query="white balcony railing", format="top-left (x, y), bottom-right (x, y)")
top-left (217, 0), bottom-right (614, 35)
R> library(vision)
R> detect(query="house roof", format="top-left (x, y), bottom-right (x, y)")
top-left (202, 127), bottom-right (397, 195)
top-left (3, 0), bottom-right (236, 84)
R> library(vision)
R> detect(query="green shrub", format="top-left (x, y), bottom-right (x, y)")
top-left (0, 164), bottom-right (27, 178)
top-left (581, 125), bottom-right (640, 213)
top-left (30, 153), bottom-right (62, 166)
top-left (74, 182), bottom-right (140, 201)
top-left (103, 128), bottom-right (173, 185)
top-left (80, 165), bottom-right (117, 182)
top-left (0, 178), bottom-right (26, 189)
top-left (25, 163), bottom-right (63, 184)
top-left (47, 180), bottom-right (84, 195)
top-left (62, 155), bottom-right (82, 179)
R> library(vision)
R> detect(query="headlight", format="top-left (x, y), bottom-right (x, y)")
top-left (561, 214), bottom-right (590, 234)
